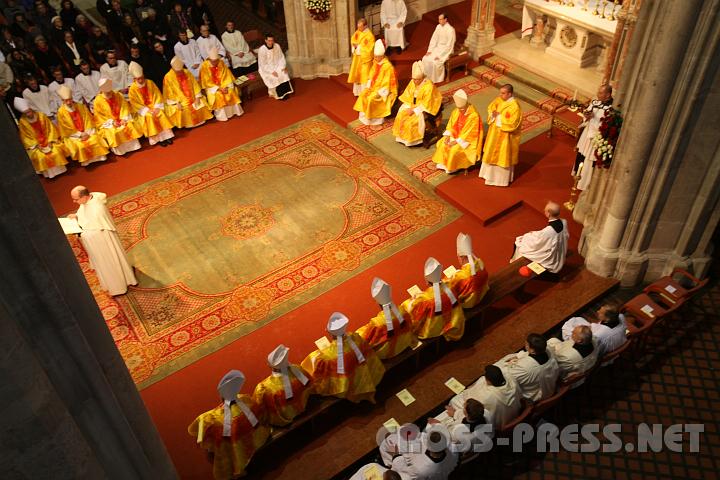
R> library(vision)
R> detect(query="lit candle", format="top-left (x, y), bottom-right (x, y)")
top-left (572, 89), bottom-right (577, 101)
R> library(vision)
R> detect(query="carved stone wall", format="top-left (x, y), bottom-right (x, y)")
top-left (576, 0), bottom-right (720, 286)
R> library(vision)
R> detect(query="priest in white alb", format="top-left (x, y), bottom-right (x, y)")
top-left (511, 201), bottom-right (569, 274)
top-left (68, 186), bottom-right (137, 296)
top-left (22, 75), bottom-right (56, 119)
top-left (74, 60), bottom-right (101, 110)
top-left (174, 30), bottom-right (203, 78)
top-left (196, 24), bottom-right (227, 62)
top-left (422, 13), bottom-right (455, 83)
top-left (257, 33), bottom-right (293, 100)
top-left (573, 84), bottom-right (613, 191)
top-left (381, 0), bottom-right (407, 53)
top-left (222, 21), bottom-right (257, 77)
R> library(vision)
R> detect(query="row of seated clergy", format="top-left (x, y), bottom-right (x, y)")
top-left (373, 429), bottom-right (459, 480)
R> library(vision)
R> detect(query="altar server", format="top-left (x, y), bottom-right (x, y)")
top-left (222, 21), bottom-right (257, 77)
top-left (381, 0), bottom-right (407, 52)
top-left (69, 186), bottom-right (138, 295)
top-left (174, 30), bottom-right (203, 78)
top-left (347, 18), bottom-right (375, 96)
top-left (15, 97), bottom-right (68, 178)
top-left (163, 56), bottom-right (214, 128)
top-left (48, 66), bottom-right (80, 111)
top-left (93, 78), bottom-right (143, 156)
top-left (357, 277), bottom-right (417, 359)
top-left (422, 13), bottom-right (455, 83)
top-left (74, 60), bottom-right (101, 110)
top-left (301, 312), bottom-right (385, 403)
top-left (547, 325), bottom-right (598, 380)
top-left (392, 61), bottom-right (442, 147)
top-left (496, 333), bottom-right (559, 402)
top-left (511, 201), bottom-right (569, 273)
top-left (353, 39), bottom-right (398, 126)
top-left (197, 24), bottom-right (226, 61)
top-left (252, 344), bottom-right (312, 426)
top-left (447, 232), bottom-right (489, 309)
top-left (431, 89), bottom-right (481, 173)
top-left (22, 75), bottom-right (55, 118)
top-left (573, 84), bottom-right (613, 191)
top-left (55, 85), bottom-right (109, 166)
top-left (128, 61), bottom-right (175, 146)
top-left (199, 47), bottom-right (244, 121)
top-left (401, 257), bottom-right (466, 341)
top-left (99, 51), bottom-right (132, 92)
top-left (257, 33), bottom-right (293, 100)
top-left (479, 84), bottom-right (522, 186)
top-left (188, 370), bottom-right (270, 480)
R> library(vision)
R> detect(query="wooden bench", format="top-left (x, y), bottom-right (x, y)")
top-left (445, 49), bottom-right (471, 80)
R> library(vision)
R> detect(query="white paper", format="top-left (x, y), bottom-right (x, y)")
top-left (640, 304), bottom-right (655, 318)
top-left (59, 217), bottom-right (82, 234)
top-left (664, 285), bottom-right (677, 294)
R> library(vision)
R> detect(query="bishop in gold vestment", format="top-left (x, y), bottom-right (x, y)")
top-left (347, 18), bottom-right (375, 96)
top-left (55, 85), bottom-right (108, 166)
top-left (92, 78), bottom-right (142, 156)
top-left (127, 61), bottom-right (175, 146)
top-left (199, 47), bottom-right (243, 121)
top-left (432, 89), bottom-right (482, 173)
top-left (479, 84), bottom-right (522, 186)
top-left (392, 61), bottom-right (442, 147)
top-left (448, 233), bottom-right (489, 309)
top-left (163, 56), bottom-right (213, 128)
top-left (353, 39), bottom-right (398, 126)
top-left (15, 97), bottom-right (68, 178)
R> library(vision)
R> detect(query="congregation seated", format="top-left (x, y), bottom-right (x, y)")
top-left (431, 88), bottom-right (482, 174)
top-left (449, 365), bottom-right (521, 431)
top-left (547, 325), bottom-right (598, 380)
top-left (401, 257), bottom-right (466, 341)
top-left (447, 232), bottom-right (489, 309)
top-left (511, 201), bottom-right (569, 274)
top-left (188, 370), bottom-right (271, 480)
top-left (561, 305), bottom-right (627, 357)
top-left (391, 60), bottom-right (442, 147)
top-left (391, 430), bottom-right (458, 479)
top-left (252, 344), bottom-right (312, 427)
top-left (301, 312), bottom-right (385, 403)
top-left (356, 277), bottom-right (417, 360)
top-left (495, 333), bottom-right (560, 402)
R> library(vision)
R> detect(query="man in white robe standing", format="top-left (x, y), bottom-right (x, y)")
top-left (22, 75), bottom-right (56, 119)
top-left (100, 51), bottom-right (132, 93)
top-left (75, 60), bottom-right (101, 111)
top-left (68, 186), bottom-right (137, 296)
top-left (196, 24), bottom-right (227, 63)
top-left (174, 30), bottom-right (203, 78)
top-left (422, 13), bottom-right (455, 83)
top-left (511, 201), bottom-right (569, 274)
top-left (381, 0), bottom-right (407, 53)
top-left (561, 305), bottom-right (627, 357)
top-left (547, 325), bottom-right (598, 380)
top-left (496, 333), bottom-right (560, 402)
top-left (573, 84), bottom-right (613, 190)
top-left (257, 33), bottom-right (293, 100)
top-left (221, 21), bottom-right (257, 77)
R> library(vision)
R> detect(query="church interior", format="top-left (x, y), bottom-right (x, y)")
top-left (2, 0), bottom-right (719, 479)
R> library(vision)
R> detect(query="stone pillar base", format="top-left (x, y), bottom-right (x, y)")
top-left (287, 55), bottom-right (351, 79)
top-left (464, 25), bottom-right (495, 60)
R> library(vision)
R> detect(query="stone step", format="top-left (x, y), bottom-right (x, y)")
top-left (471, 65), bottom-right (567, 114)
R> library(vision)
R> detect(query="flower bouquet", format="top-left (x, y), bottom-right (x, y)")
top-left (305, 0), bottom-right (332, 21)
top-left (592, 107), bottom-right (623, 168)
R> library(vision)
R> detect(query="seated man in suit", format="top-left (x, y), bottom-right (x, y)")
top-left (496, 333), bottom-right (560, 402)
top-left (547, 325), bottom-right (598, 380)
top-left (561, 305), bottom-right (627, 357)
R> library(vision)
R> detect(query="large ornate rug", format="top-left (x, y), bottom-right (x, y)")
top-left (73, 115), bottom-right (460, 388)
top-left (349, 76), bottom-right (552, 186)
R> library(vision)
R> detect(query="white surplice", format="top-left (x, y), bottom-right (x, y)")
top-left (76, 192), bottom-right (137, 296)
top-left (511, 219), bottom-right (569, 273)
top-left (257, 44), bottom-right (291, 96)
top-left (196, 34), bottom-right (226, 61)
top-left (174, 39), bottom-right (203, 78)
top-left (100, 60), bottom-right (132, 90)
top-left (546, 337), bottom-right (599, 379)
top-left (23, 85), bottom-right (55, 117)
top-left (381, 0), bottom-right (407, 48)
top-left (221, 30), bottom-right (257, 68)
top-left (449, 375), bottom-right (522, 431)
top-left (391, 447), bottom-right (458, 480)
top-left (422, 23), bottom-right (456, 83)
top-left (75, 70), bottom-right (101, 108)
top-left (48, 78), bottom-right (81, 111)
top-left (496, 350), bottom-right (560, 402)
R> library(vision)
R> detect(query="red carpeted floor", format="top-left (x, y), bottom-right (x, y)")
top-left (38, 6), bottom-right (581, 480)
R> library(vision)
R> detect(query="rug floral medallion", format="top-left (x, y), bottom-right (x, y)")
top-left (73, 114), bottom-right (460, 388)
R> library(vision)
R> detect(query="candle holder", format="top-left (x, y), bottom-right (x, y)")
top-left (592, 0), bottom-right (600, 15)
top-left (608, 1), bottom-right (617, 20)
top-left (600, 0), bottom-right (608, 18)
top-left (581, 0), bottom-right (588, 11)
top-left (564, 172), bottom-right (582, 211)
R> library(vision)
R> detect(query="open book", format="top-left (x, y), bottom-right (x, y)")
top-left (58, 217), bottom-right (83, 235)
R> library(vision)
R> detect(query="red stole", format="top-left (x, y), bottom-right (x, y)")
top-left (176, 70), bottom-right (193, 102)
top-left (68, 107), bottom-right (84, 132)
top-left (371, 61), bottom-right (383, 86)
top-left (105, 94), bottom-right (121, 120)
top-left (450, 109), bottom-right (468, 138)
top-left (30, 118), bottom-right (47, 146)
top-left (210, 64), bottom-right (222, 87)
top-left (138, 83), bottom-right (152, 106)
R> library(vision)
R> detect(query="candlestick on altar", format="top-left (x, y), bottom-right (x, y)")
top-left (564, 162), bottom-right (583, 211)
top-left (600, 0), bottom-right (608, 18)
top-left (608, 0), bottom-right (617, 20)
top-left (592, 0), bottom-right (600, 15)
top-left (572, 89), bottom-right (577, 101)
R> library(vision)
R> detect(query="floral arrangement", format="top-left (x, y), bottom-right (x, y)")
top-left (592, 107), bottom-right (623, 168)
top-left (305, 0), bottom-right (332, 21)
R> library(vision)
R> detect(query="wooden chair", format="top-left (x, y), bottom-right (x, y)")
top-left (643, 268), bottom-right (708, 307)
top-left (559, 362), bottom-right (598, 390)
top-left (422, 103), bottom-right (445, 149)
top-left (599, 338), bottom-right (632, 367)
top-left (445, 46), bottom-right (470, 81)
top-left (529, 384), bottom-right (569, 421)
top-left (496, 400), bottom-right (534, 439)
top-left (622, 305), bottom-right (656, 355)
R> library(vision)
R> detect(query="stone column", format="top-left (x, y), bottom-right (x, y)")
top-left (578, 0), bottom-right (720, 285)
top-left (602, 0), bottom-right (643, 97)
top-left (0, 108), bottom-right (177, 478)
top-left (284, 0), bottom-right (354, 79)
top-left (464, 0), bottom-right (496, 60)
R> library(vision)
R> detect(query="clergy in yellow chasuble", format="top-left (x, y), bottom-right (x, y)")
top-left (479, 83), bottom-right (522, 186)
top-left (392, 61), bottom-right (442, 147)
top-left (353, 39), bottom-right (398, 126)
top-left (432, 89), bottom-right (482, 173)
top-left (55, 85), bottom-right (108, 166)
top-left (347, 18), bottom-right (375, 96)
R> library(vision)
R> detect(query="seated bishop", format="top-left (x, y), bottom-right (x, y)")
top-left (357, 277), bottom-right (417, 360)
top-left (127, 61), bottom-right (175, 147)
top-left (401, 257), bottom-right (466, 341)
top-left (199, 47), bottom-right (244, 121)
top-left (55, 85), bottom-right (109, 167)
top-left (301, 312), bottom-right (385, 403)
top-left (432, 89), bottom-right (482, 174)
top-left (392, 61), bottom-right (442, 147)
top-left (447, 232), bottom-right (489, 309)
top-left (188, 370), bottom-right (270, 480)
top-left (252, 344), bottom-right (313, 427)
top-left (14, 97), bottom-right (69, 178)
top-left (92, 78), bottom-right (143, 156)
top-left (163, 56), bottom-right (214, 129)
top-left (353, 39), bottom-right (398, 126)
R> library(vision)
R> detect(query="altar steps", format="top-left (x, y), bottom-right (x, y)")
top-left (472, 54), bottom-right (592, 114)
